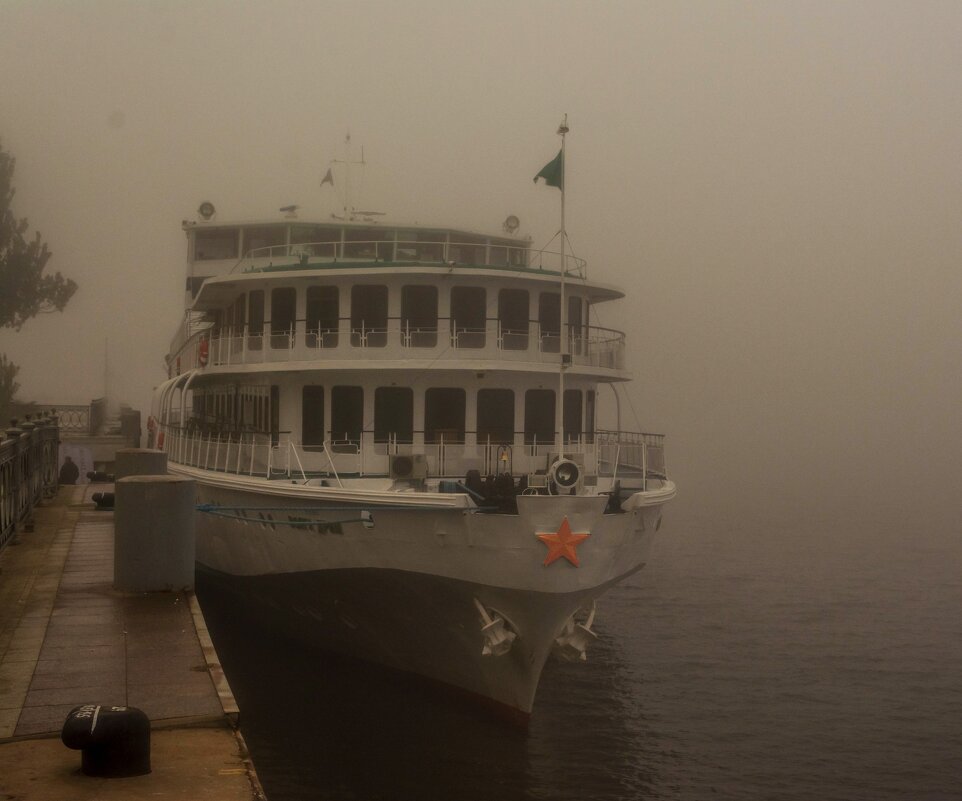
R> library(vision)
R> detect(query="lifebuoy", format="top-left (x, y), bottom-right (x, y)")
top-left (198, 337), bottom-right (209, 366)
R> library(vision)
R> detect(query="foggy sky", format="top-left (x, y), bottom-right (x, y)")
top-left (2, 0), bottom-right (961, 530)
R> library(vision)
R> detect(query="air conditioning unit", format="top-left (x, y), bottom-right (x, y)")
top-left (390, 454), bottom-right (428, 481)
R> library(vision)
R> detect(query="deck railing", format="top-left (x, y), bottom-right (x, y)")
top-left (170, 319), bottom-right (625, 376)
top-left (158, 425), bottom-right (667, 491)
top-left (230, 240), bottom-right (587, 279)
top-left (1, 414), bottom-right (60, 551)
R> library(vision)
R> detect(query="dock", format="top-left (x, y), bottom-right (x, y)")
top-left (0, 483), bottom-right (264, 800)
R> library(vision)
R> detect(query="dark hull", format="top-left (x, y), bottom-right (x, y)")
top-left (195, 562), bottom-right (626, 721)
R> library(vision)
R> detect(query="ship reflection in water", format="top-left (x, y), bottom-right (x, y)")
top-left (196, 570), bottom-right (662, 801)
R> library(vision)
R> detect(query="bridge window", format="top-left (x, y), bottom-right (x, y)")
top-left (344, 228), bottom-right (391, 260)
top-left (375, 387), bottom-right (414, 444)
top-left (499, 289), bottom-right (529, 350)
top-left (524, 389), bottom-right (555, 445)
top-left (302, 386), bottom-right (325, 449)
top-left (425, 388), bottom-right (465, 444)
top-left (270, 287), bottom-right (296, 348)
top-left (451, 286), bottom-right (486, 348)
top-left (449, 236), bottom-right (484, 265)
top-left (331, 386), bottom-right (363, 449)
top-left (242, 226), bottom-right (286, 257)
top-left (351, 285), bottom-right (388, 347)
top-left (401, 286), bottom-right (438, 347)
top-left (397, 230), bottom-right (444, 262)
top-left (195, 228), bottom-right (239, 261)
top-left (477, 389), bottom-right (514, 445)
top-left (291, 225), bottom-right (340, 258)
top-left (306, 286), bottom-right (339, 347)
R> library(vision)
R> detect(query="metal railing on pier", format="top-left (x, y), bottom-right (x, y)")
top-left (1, 414), bottom-right (60, 551)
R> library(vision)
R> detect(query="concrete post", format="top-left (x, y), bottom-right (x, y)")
top-left (114, 448), bottom-right (168, 480)
top-left (114, 475), bottom-right (195, 592)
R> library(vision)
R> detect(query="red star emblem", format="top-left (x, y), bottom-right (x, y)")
top-left (536, 517), bottom-right (590, 567)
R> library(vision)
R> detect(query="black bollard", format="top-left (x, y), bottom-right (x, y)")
top-left (91, 492), bottom-right (115, 510)
top-left (61, 704), bottom-right (151, 777)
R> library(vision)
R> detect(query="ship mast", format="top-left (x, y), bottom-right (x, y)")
top-left (556, 115), bottom-right (569, 452)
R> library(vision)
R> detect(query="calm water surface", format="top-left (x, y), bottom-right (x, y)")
top-left (197, 517), bottom-right (962, 800)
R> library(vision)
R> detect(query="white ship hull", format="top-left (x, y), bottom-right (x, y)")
top-left (174, 464), bottom-right (675, 719)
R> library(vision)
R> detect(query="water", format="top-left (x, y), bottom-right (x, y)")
top-left (196, 516), bottom-right (962, 800)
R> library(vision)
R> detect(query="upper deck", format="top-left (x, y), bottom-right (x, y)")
top-left (169, 217), bottom-right (630, 379)
top-left (183, 218), bottom-right (585, 295)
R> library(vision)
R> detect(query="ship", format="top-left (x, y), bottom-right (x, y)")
top-left (150, 134), bottom-right (676, 722)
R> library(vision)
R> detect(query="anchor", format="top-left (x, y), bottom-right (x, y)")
top-left (473, 598), bottom-right (517, 657)
top-left (553, 601), bottom-right (598, 662)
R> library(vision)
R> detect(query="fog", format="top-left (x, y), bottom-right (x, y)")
top-left (2, 0), bottom-right (961, 531)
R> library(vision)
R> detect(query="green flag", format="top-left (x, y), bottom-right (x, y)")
top-left (534, 150), bottom-right (564, 190)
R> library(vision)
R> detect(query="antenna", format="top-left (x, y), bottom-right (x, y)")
top-left (327, 133), bottom-right (384, 221)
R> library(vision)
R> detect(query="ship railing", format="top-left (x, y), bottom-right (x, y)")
top-left (230, 240), bottom-right (587, 278)
top-left (169, 319), bottom-right (624, 375)
top-left (1, 414), bottom-right (61, 552)
top-left (159, 424), bottom-right (667, 488)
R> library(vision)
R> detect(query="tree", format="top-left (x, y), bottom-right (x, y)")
top-left (0, 354), bottom-right (20, 420)
top-left (0, 140), bottom-right (77, 330)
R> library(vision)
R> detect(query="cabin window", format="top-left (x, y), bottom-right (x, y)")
top-left (195, 228), bottom-right (239, 261)
top-left (291, 225), bottom-right (340, 258)
top-left (585, 390), bottom-right (595, 444)
top-left (374, 387), bottom-right (414, 444)
top-left (450, 286), bottom-right (486, 348)
top-left (343, 228), bottom-right (392, 261)
top-left (270, 287), bottom-right (296, 349)
top-left (524, 389), bottom-right (555, 445)
top-left (248, 290), bottom-right (265, 350)
top-left (306, 286), bottom-right (339, 347)
top-left (230, 293), bottom-right (246, 337)
top-left (242, 226), bottom-right (286, 257)
top-left (564, 389), bottom-right (583, 444)
top-left (331, 386), bottom-right (363, 449)
top-left (270, 385), bottom-right (280, 446)
top-left (477, 389), bottom-right (514, 445)
top-left (448, 235), bottom-right (484, 266)
top-left (401, 285), bottom-right (438, 347)
top-left (568, 296), bottom-right (584, 355)
top-left (351, 285), bottom-right (388, 347)
top-left (539, 292), bottom-right (560, 353)
top-left (499, 289), bottom-right (529, 350)
top-left (424, 388), bottom-right (465, 444)
top-left (238, 385), bottom-right (270, 433)
top-left (302, 386), bottom-right (325, 449)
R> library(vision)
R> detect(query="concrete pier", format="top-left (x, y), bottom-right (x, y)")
top-left (0, 484), bottom-right (263, 800)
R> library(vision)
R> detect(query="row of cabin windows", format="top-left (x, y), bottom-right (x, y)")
top-left (214, 286), bottom-right (586, 350)
top-left (191, 385), bottom-right (277, 436)
top-left (303, 387), bottom-right (595, 446)
top-left (193, 225), bottom-right (525, 266)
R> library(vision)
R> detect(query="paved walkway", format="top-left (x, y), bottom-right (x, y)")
top-left (0, 485), bottom-right (262, 800)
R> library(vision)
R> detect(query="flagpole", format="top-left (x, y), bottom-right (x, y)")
top-left (556, 114), bottom-right (569, 453)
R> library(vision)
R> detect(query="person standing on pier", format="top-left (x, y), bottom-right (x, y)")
top-left (58, 455), bottom-right (79, 485)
